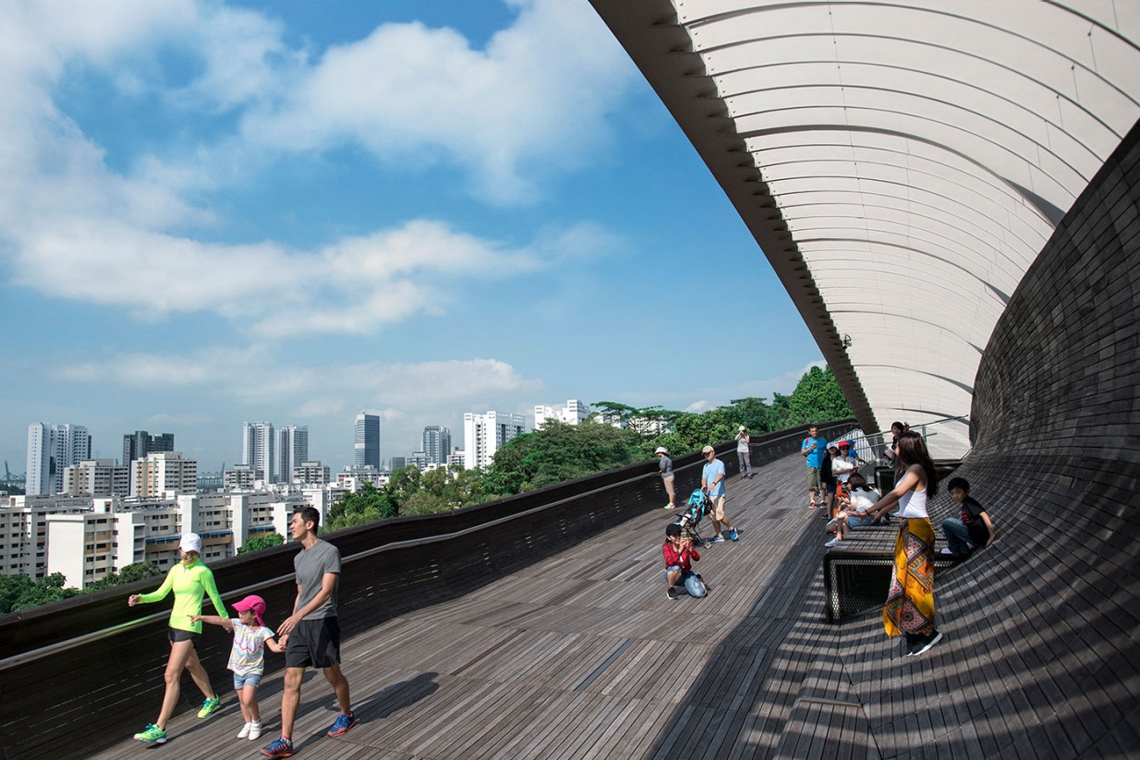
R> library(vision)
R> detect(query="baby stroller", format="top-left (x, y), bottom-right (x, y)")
top-left (674, 489), bottom-right (713, 548)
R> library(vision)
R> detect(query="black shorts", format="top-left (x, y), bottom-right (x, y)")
top-left (285, 617), bottom-right (341, 669)
top-left (168, 628), bottom-right (201, 648)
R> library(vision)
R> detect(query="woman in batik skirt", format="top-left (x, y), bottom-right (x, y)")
top-left (866, 431), bottom-right (942, 656)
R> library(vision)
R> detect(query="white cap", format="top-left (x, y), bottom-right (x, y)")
top-left (739, 426), bottom-right (746, 431)
top-left (179, 533), bottom-right (202, 554)
top-left (701, 445), bottom-right (715, 454)
top-left (655, 447), bottom-right (668, 454)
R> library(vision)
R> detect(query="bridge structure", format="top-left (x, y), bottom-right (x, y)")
top-left (3, 2), bottom-right (1140, 758)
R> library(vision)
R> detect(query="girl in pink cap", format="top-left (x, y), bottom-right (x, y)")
top-left (193, 594), bottom-right (287, 741)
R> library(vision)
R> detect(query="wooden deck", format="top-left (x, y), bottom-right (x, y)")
top-left (86, 450), bottom-right (1134, 759)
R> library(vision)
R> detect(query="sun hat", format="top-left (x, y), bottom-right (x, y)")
top-left (701, 445), bottom-right (715, 454)
top-left (232, 595), bottom-right (266, 627)
top-left (655, 447), bottom-right (668, 454)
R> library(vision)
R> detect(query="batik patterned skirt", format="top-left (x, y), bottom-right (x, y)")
top-left (883, 516), bottom-right (936, 637)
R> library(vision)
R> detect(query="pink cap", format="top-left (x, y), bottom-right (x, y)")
top-left (232, 594), bottom-right (266, 627)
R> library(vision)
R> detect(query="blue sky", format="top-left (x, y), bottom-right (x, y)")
top-left (0, 0), bottom-right (821, 474)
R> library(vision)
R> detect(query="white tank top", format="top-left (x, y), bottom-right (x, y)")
top-left (897, 486), bottom-right (928, 519)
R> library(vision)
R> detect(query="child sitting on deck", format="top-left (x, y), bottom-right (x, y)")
top-left (192, 595), bottom-right (287, 741)
top-left (663, 523), bottom-right (708, 599)
top-left (940, 477), bottom-right (995, 556)
top-left (824, 474), bottom-right (882, 548)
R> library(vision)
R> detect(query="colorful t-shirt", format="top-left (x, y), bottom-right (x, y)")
top-left (137, 558), bottom-right (227, 633)
top-left (228, 620), bottom-right (276, 676)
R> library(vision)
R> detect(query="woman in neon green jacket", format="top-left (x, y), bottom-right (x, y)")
top-left (127, 533), bottom-right (228, 745)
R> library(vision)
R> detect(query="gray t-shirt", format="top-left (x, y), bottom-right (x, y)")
top-left (659, 455), bottom-right (673, 477)
top-left (294, 538), bottom-right (341, 620)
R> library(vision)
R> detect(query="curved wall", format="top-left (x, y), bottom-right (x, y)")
top-left (922, 116), bottom-right (1140, 757)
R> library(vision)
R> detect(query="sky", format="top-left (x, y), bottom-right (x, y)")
top-left (0, 0), bottom-right (822, 475)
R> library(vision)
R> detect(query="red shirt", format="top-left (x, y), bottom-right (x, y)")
top-left (662, 540), bottom-right (699, 572)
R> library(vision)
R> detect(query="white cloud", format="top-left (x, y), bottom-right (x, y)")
top-left (234, 0), bottom-right (634, 203)
top-left (58, 350), bottom-right (542, 411)
top-left (0, 0), bottom-right (635, 337)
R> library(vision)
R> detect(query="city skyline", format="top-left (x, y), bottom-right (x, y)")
top-left (0, 0), bottom-right (823, 476)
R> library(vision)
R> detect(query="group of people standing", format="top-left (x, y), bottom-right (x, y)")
top-left (128, 507), bottom-right (355, 757)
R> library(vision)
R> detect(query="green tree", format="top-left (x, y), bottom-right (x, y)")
top-left (327, 481), bottom-right (399, 531)
top-left (0, 573), bottom-right (34, 615)
top-left (238, 533), bottom-right (286, 554)
top-left (401, 465), bottom-right (486, 516)
top-left (82, 562), bottom-right (163, 592)
top-left (482, 421), bottom-right (644, 496)
top-left (1, 572), bottom-right (80, 613)
top-left (781, 365), bottom-right (853, 427)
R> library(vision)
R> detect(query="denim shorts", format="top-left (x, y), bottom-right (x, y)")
top-left (847, 514), bottom-right (875, 529)
top-left (233, 671), bottom-right (263, 690)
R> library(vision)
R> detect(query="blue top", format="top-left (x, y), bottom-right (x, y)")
top-left (702, 458), bottom-right (726, 498)
top-left (802, 435), bottom-right (826, 468)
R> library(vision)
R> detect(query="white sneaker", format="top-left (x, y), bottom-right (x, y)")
top-left (248, 721), bottom-right (262, 741)
top-left (237, 722), bottom-right (252, 739)
top-left (824, 538), bottom-right (840, 548)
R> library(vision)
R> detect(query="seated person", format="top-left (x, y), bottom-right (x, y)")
top-left (824, 474), bottom-right (882, 548)
top-left (940, 476), bottom-right (994, 556)
top-left (663, 523), bottom-right (708, 599)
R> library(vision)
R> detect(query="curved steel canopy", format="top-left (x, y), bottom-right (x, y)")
top-left (592, 0), bottom-right (1140, 456)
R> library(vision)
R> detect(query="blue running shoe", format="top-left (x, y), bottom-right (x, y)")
top-left (710, 535), bottom-right (726, 543)
top-left (730, 529), bottom-right (739, 541)
top-left (261, 736), bottom-right (294, 757)
top-left (327, 712), bottom-right (356, 737)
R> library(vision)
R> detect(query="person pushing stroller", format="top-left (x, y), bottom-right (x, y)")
top-left (663, 523), bottom-right (709, 600)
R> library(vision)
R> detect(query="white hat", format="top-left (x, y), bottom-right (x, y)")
top-left (739, 426), bottom-right (746, 431)
top-left (701, 445), bottom-right (715, 454)
top-left (179, 533), bottom-right (202, 554)
top-left (655, 447), bottom-right (668, 454)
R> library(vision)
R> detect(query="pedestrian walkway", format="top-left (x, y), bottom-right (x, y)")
top-left (87, 448), bottom-right (1133, 759)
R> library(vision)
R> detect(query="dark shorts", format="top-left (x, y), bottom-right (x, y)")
top-left (168, 628), bottom-right (201, 648)
top-left (285, 617), bottom-right (341, 669)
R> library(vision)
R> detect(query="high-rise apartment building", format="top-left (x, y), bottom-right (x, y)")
top-left (131, 452), bottom-right (198, 498)
top-left (535, 399), bottom-right (590, 429)
top-left (122, 430), bottom-right (175, 465)
top-left (278, 425), bottom-right (308, 485)
top-left (242, 422), bottom-right (276, 483)
top-left (293, 461), bottom-right (330, 486)
top-left (422, 426), bottom-right (452, 465)
top-left (354, 413), bottom-right (381, 470)
top-left (463, 411), bottom-right (527, 470)
top-left (63, 459), bottom-right (131, 497)
top-left (26, 423), bottom-right (92, 495)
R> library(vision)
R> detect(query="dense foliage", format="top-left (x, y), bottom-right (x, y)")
top-left (0, 562), bottom-right (164, 615)
top-left (237, 533), bottom-right (286, 554)
top-left (326, 364), bottom-right (853, 525)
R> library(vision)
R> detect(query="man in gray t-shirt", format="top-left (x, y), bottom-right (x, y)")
top-left (262, 507), bottom-right (356, 756)
top-left (294, 538), bottom-right (340, 619)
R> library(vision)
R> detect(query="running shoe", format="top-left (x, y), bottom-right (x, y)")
top-left (249, 720), bottom-right (262, 740)
top-left (238, 722), bottom-right (252, 739)
top-left (327, 712), bottom-right (357, 737)
top-left (261, 737), bottom-right (295, 757)
top-left (198, 693), bottom-right (221, 718)
top-left (667, 586), bottom-right (679, 600)
top-left (910, 630), bottom-right (943, 656)
top-left (134, 724), bottom-right (167, 744)
top-left (729, 528), bottom-right (739, 541)
top-left (710, 535), bottom-right (726, 543)
top-left (824, 537), bottom-right (840, 548)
